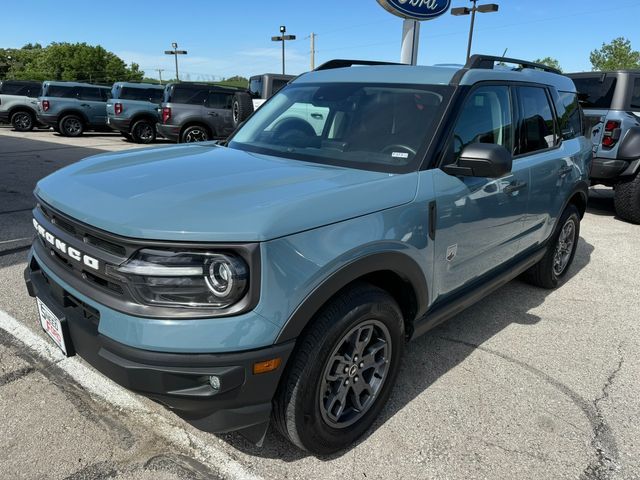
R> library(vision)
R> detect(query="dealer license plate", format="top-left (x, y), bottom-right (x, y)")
top-left (37, 297), bottom-right (68, 355)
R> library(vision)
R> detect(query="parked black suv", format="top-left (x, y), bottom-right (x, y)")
top-left (156, 83), bottom-right (239, 143)
top-left (0, 80), bottom-right (42, 131)
top-left (569, 71), bottom-right (640, 222)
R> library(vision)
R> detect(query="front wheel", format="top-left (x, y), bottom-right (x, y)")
top-left (11, 111), bottom-right (35, 132)
top-left (273, 283), bottom-right (404, 455)
top-left (524, 204), bottom-right (580, 289)
top-left (59, 115), bottom-right (84, 137)
top-left (130, 120), bottom-right (156, 144)
top-left (614, 174), bottom-right (640, 224)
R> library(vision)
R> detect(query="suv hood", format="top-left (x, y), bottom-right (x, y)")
top-left (35, 144), bottom-right (418, 242)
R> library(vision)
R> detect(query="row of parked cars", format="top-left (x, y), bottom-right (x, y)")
top-left (0, 74), bottom-right (293, 143)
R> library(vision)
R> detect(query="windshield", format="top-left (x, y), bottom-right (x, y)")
top-left (228, 82), bottom-right (452, 172)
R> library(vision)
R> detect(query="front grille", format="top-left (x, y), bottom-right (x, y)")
top-left (39, 202), bottom-right (127, 257)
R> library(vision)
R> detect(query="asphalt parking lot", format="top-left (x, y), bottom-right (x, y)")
top-left (0, 126), bottom-right (639, 480)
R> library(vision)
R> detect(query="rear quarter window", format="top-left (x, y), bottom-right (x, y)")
top-left (119, 87), bottom-right (164, 102)
top-left (169, 86), bottom-right (208, 105)
top-left (45, 85), bottom-right (78, 98)
top-left (630, 78), bottom-right (640, 111)
top-left (572, 76), bottom-right (617, 109)
top-left (557, 92), bottom-right (583, 140)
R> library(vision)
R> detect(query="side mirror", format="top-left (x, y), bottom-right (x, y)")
top-left (617, 126), bottom-right (640, 160)
top-left (442, 143), bottom-right (513, 178)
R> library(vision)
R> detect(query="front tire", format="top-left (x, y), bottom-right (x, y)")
top-left (58, 115), bottom-right (84, 137)
top-left (614, 174), bottom-right (640, 224)
top-left (130, 119), bottom-right (156, 144)
top-left (273, 283), bottom-right (404, 455)
top-left (525, 204), bottom-right (580, 289)
top-left (11, 110), bottom-right (35, 132)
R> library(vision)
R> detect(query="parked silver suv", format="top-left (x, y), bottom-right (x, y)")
top-left (0, 80), bottom-right (42, 131)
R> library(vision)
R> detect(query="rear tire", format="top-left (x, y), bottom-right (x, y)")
top-left (59, 115), bottom-right (84, 137)
top-left (130, 119), bottom-right (156, 144)
top-left (232, 92), bottom-right (254, 129)
top-left (273, 283), bottom-right (404, 455)
top-left (524, 204), bottom-right (580, 289)
top-left (181, 125), bottom-right (210, 143)
top-left (11, 110), bottom-right (35, 132)
top-left (614, 174), bottom-right (640, 224)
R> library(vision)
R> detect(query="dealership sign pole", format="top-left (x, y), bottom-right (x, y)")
top-left (377, 0), bottom-right (452, 65)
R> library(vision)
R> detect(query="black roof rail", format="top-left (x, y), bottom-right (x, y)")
top-left (315, 59), bottom-right (405, 71)
top-left (466, 54), bottom-right (562, 75)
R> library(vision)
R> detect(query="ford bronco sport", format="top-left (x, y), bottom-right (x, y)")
top-left (106, 82), bottom-right (165, 144)
top-left (37, 81), bottom-right (111, 137)
top-left (568, 71), bottom-right (640, 223)
top-left (25, 56), bottom-right (595, 454)
top-left (0, 80), bottom-right (43, 131)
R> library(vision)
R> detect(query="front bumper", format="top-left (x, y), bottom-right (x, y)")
top-left (24, 253), bottom-right (294, 437)
top-left (156, 123), bottom-right (180, 142)
top-left (106, 116), bottom-right (131, 133)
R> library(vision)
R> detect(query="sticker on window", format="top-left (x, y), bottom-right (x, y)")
top-left (391, 152), bottom-right (409, 159)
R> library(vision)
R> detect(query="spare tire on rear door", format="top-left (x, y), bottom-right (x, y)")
top-left (232, 92), bottom-right (254, 129)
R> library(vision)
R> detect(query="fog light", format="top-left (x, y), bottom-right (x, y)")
top-left (209, 375), bottom-right (221, 390)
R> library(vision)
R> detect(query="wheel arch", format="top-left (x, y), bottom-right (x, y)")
top-left (130, 112), bottom-right (158, 128)
top-left (180, 121), bottom-right (215, 140)
top-left (566, 181), bottom-right (589, 219)
top-left (58, 109), bottom-right (90, 125)
top-left (8, 105), bottom-right (38, 118)
top-left (275, 251), bottom-right (429, 344)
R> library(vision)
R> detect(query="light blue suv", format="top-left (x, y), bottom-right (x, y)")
top-left (25, 56), bottom-right (593, 454)
top-left (106, 82), bottom-right (164, 143)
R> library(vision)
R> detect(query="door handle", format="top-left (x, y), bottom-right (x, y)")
top-left (208, 112), bottom-right (218, 117)
top-left (80, 104), bottom-right (91, 107)
top-left (504, 181), bottom-right (527, 195)
top-left (558, 165), bottom-right (572, 177)
top-left (311, 113), bottom-right (323, 119)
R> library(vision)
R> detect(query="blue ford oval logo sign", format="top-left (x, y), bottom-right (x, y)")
top-left (377, 0), bottom-right (451, 20)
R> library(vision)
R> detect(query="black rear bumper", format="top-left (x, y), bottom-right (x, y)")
top-left (106, 116), bottom-right (131, 133)
top-left (24, 255), bottom-right (294, 438)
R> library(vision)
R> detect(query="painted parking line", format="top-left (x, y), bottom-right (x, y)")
top-left (0, 308), bottom-right (263, 480)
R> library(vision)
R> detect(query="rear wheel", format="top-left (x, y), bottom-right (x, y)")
top-left (614, 174), bottom-right (640, 224)
top-left (11, 110), bottom-right (35, 132)
top-left (130, 119), bottom-right (156, 144)
top-left (59, 115), bottom-right (84, 137)
top-left (181, 125), bottom-right (210, 143)
top-left (524, 204), bottom-right (580, 289)
top-left (273, 283), bottom-right (404, 455)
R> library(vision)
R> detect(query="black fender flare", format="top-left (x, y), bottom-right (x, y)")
top-left (8, 105), bottom-right (38, 119)
top-left (275, 250), bottom-right (429, 343)
top-left (57, 109), bottom-right (90, 126)
top-left (130, 113), bottom-right (158, 127)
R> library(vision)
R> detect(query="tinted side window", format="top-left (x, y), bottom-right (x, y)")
top-left (46, 85), bottom-right (78, 98)
top-left (148, 89), bottom-right (163, 103)
top-left (79, 87), bottom-right (103, 101)
top-left (25, 85), bottom-right (41, 98)
top-left (0, 83), bottom-right (26, 95)
top-left (630, 78), bottom-right (640, 110)
top-left (249, 77), bottom-right (263, 98)
top-left (517, 87), bottom-right (557, 155)
top-left (170, 87), bottom-right (207, 105)
top-left (271, 79), bottom-right (288, 95)
top-left (557, 92), bottom-right (583, 140)
top-left (449, 85), bottom-right (513, 163)
top-left (572, 76), bottom-right (617, 109)
top-left (207, 92), bottom-right (233, 109)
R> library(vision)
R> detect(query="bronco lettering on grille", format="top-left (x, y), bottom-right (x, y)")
top-left (33, 218), bottom-right (100, 271)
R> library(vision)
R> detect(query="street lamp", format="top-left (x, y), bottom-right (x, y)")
top-left (164, 42), bottom-right (188, 81)
top-left (451, 1), bottom-right (499, 62)
top-left (271, 25), bottom-right (296, 75)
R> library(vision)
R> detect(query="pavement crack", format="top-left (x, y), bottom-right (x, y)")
top-left (0, 365), bottom-right (35, 386)
top-left (580, 346), bottom-right (624, 480)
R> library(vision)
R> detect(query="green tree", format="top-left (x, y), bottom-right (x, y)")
top-left (1, 43), bottom-right (144, 83)
top-left (590, 37), bottom-right (640, 71)
top-left (533, 57), bottom-right (562, 72)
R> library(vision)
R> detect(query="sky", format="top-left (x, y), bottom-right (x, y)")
top-left (1, 0), bottom-right (639, 81)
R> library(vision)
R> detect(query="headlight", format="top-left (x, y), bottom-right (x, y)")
top-left (113, 249), bottom-right (249, 309)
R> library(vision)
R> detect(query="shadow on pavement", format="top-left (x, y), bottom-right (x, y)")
top-left (220, 238), bottom-right (595, 461)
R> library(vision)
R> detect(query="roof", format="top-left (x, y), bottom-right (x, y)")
top-left (112, 81), bottom-right (164, 89)
top-left (567, 71), bottom-right (640, 76)
top-left (294, 64), bottom-right (575, 92)
top-left (42, 81), bottom-right (107, 88)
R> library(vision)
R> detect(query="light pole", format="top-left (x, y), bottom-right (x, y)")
top-left (164, 42), bottom-right (187, 81)
top-left (271, 26), bottom-right (296, 75)
top-left (451, 1), bottom-right (499, 62)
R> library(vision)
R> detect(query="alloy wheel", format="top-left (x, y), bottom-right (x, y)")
top-left (184, 128), bottom-right (208, 142)
top-left (319, 320), bottom-right (392, 428)
top-left (13, 112), bottom-right (32, 130)
top-left (553, 218), bottom-right (576, 276)
top-left (63, 118), bottom-right (82, 136)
